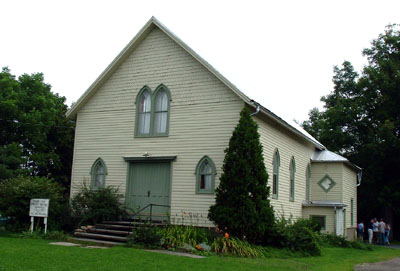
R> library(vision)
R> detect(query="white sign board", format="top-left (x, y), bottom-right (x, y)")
top-left (29, 199), bottom-right (49, 218)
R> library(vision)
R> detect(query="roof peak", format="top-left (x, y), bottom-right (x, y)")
top-left (66, 17), bottom-right (325, 150)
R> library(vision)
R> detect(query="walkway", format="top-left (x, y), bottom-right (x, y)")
top-left (354, 244), bottom-right (400, 271)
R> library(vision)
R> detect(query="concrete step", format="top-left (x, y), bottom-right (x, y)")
top-left (71, 237), bottom-right (122, 246)
top-left (95, 224), bottom-right (134, 231)
top-left (102, 220), bottom-right (165, 225)
top-left (74, 232), bottom-right (128, 243)
top-left (101, 221), bottom-right (135, 226)
top-left (86, 228), bottom-right (132, 236)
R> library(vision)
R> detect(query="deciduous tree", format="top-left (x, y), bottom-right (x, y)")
top-left (302, 24), bottom-right (400, 238)
top-left (0, 67), bottom-right (74, 188)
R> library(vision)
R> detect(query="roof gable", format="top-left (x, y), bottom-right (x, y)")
top-left (66, 16), bottom-right (325, 150)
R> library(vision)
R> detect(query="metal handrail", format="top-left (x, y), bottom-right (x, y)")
top-left (131, 203), bottom-right (170, 222)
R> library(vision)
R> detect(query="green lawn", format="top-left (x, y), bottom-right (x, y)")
top-left (0, 236), bottom-right (399, 271)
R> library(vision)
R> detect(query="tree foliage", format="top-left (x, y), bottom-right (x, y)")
top-left (0, 68), bottom-right (74, 188)
top-left (302, 24), bottom-right (400, 237)
top-left (0, 175), bottom-right (67, 231)
top-left (208, 107), bottom-right (275, 244)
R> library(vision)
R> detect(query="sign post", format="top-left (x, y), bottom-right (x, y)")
top-left (29, 199), bottom-right (50, 233)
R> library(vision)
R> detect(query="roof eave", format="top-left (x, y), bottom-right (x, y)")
top-left (66, 18), bottom-right (158, 119)
top-left (311, 159), bottom-right (362, 172)
top-left (248, 101), bottom-right (325, 150)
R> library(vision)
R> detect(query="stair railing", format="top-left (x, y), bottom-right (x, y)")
top-left (131, 203), bottom-right (170, 222)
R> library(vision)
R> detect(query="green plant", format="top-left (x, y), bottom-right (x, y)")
top-left (319, 233), bottom-right (373, 251)
top-left (19, 230), bottom-right (69, 241)
top-left (267, 217), bottom-right (321, 256)
top-left (158, 225), bottom-right (213, 249)
top-left (70, 184), bottom-right (128, 225)
top-left (211, 236), bottom-right (267, 258)
top-left (0, 176), bottom-right (68, 232)
top-left (42, 230), bottom-right (70, 241)
top-left (126, 222), bottom-right (161, 248)
top-left (208, 107), bottom-right (275, 244)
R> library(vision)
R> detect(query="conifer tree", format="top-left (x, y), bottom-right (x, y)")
top-left (208, 107), bottom-right (274, 243)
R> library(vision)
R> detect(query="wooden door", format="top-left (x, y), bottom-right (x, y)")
top-left (126, 162), bottom-right (170, 219)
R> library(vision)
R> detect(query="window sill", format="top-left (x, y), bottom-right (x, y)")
top-left (134, 134), bottom-right (169, 138)
top-left (196, 190), bottom-right (215, 195)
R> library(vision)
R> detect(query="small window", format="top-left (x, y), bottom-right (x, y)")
top-left (318, 174), bottom-right (336, 192)
top-left (272, 149), bottom-right (280, 199)
top-left (305, 164), bottom-right (311, 202)
top-left (289, 157), bottom-right (295, 202)
top-left (138, 89), bottom-right (152, 135)
top-left (90, 158), bottom-right (107, 189)
top-left (195, 156), bottom-right (216, 194)
top-left (154, 88), bottom-right (169, 135)
top-left (311, 215), bottom-right (326, 230)
top-left (351, 198), bottom-right (354, 226)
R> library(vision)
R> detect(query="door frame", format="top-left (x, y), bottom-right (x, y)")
top-left (124, 156), bottom-right (176, 214)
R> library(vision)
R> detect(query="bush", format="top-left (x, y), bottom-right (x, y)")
top-left (126, 223), bottom-right (162, 248)
top-left (319, 233), bottom-right (372, 250)
top-left (0, 176), bottom-right (67, 231)
top-left (158, 225), bottom-right (213, 249)
top-left (268, 217), bottom-right (321, 256)
top-left (70, 185), bottom-right (128, 225)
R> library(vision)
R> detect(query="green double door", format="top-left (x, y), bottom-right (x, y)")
top-left (126, 162), bottom-right (170, 219)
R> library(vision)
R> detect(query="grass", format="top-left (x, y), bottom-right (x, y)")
top-left (0, 235), bottom-right (399, 271)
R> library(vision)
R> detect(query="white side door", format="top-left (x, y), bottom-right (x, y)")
top-left (336, 208), bottom-right (343, 236)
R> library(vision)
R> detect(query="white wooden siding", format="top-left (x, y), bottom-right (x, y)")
top-left (342, 165), bottom-right (357, 229)
top-left (310, 163), bottom-right (343, 202)
top-left (70, 27), bottom-right (244, 226)
top-left (255, 113), bottom-right (316, 219)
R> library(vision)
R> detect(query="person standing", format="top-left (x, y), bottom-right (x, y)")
top-left (357, 221), bottom-right (364, 241)
top-left (367, 219), bottom-right (374, 244)
top-left (373, 218), bottom-right (379, 244)
top-left (385, 224), bottom-right (391, 245)
top-left (379, 218), bottom-right (386, 245)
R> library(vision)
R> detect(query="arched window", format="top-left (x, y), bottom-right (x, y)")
top-left (306, 164), bottom-right (311, 202)
top-left (195, 156), bottom-right (216, 194)
top-left (90, 158), bottom-right (107, 189)
top-left (272, 149), bottom-right (280, 199)
top-left (289, 157), bottom-right (296, 202)
top-left (154, 86), bottom-right (170, 135)
top-left (137, 88), bottom-right (152, 135)
top-left (135, 85), bottom-right (171, 137)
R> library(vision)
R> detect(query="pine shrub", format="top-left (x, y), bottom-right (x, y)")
top-left (208, 107), bottom-right (275, 244)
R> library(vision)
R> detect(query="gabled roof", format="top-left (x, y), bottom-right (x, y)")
top-left (66, 16), bottom-right (325, 150)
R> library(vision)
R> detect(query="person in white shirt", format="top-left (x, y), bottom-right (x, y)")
top-left (373, 218), bottom-right (379, 244)
top-left (379, 218), bottom-right (386, 245)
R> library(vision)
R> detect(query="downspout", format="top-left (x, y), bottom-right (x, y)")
top-left (250, 100), bottom-right (260, 116)
top-left (334, 206), bottom-right (337, 235)
top-left (356, 170), bottom-right (362, 187)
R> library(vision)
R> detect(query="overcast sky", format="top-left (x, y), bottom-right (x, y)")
top-left (1, 0), bottom-right (399, 122)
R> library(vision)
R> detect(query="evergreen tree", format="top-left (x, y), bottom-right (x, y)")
top-left (208, 107), bottom-right (275, 244)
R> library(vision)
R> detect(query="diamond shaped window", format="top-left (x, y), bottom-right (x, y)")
top-left (318, 174), bottom-right (336, 192)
